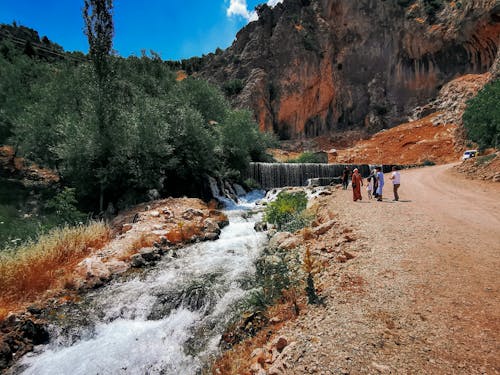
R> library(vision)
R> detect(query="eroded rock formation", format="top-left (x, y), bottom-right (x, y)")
top-left (198, 0), bottom-right (500, 139)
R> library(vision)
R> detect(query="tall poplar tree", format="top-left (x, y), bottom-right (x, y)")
top-left (83, 0), bottom-right (115, 212)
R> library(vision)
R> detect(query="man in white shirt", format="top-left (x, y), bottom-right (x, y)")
top-left (390, 166), bottom-right (401, 201)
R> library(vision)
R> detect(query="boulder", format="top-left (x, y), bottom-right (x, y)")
top-left (0, 340), bottom-right (12, 371)
top-left (312, 220), bottom-right (336, 236)
top-left (121, 223), bottom-right (133, 233)
top-left (130, 254), bottom-right (146, 268)
top-left (254, 221), bottom-right (268, 232)
top-left (162, 209), bottom-right (174, 218)
top-left (20, 319), bottom-right (49, 345)
top-left (147, 189), bottom-right (160, 201)
top-left (76, 256), bottom-right (111, 281)
top-left (105, 259), bottom-right (129, 274)
top-left (149, 210), bottom-right (160, 218)
top-left (182, 208), bottom-right (204, 220)
top-left (203, 232), bottom-right (220, 241)
top-left (139, 247), bottom-right (161, 262)
top-left (274, 336), bottom-right (288, 353)
top-left (268, 232), bottom-right (300, 250)
top-left (203, 218), bottom-right (221, 234)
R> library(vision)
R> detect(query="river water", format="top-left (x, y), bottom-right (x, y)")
top-left (17, 192), bottom-right (267, 375)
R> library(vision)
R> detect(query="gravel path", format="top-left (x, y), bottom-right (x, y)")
top-left (272, 164), bottom-right (500, 374)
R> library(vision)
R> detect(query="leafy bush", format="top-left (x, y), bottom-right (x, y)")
top-left (463, 80), bottom-right (500, 150)
top-left (287, 152), bottom-right (325, 164)
top-left (264, 191), bottom-right (308, 231)
top-left (422, 159), bottom-right (436, 166)
top-left (246, 251), bottom-right (293, 309)
top-left (222, 79), bottom-right (244, 96)
top-left (44, 187), bottom-right (86, 225)
top-left (243, 178), bottom-right (261, 190)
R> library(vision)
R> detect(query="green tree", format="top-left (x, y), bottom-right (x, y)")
top-left (83, 0), bottom-right (115, 211)
top-left (219, 110), bottom-right (275, 175)
top-left (174, 77), bottom-right (229, 123)
top-left (463, 79), bottom-right (500, 150)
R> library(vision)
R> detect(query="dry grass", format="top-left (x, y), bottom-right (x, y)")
top-left (0, 222), bottom-right (111, 320)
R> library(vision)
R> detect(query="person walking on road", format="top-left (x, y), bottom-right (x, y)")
top-left (369, 169), bottom-right (378, 198)
top-left (375, 166), bottom-right (384, 201)
top-left (352, 168), bottom-right (363, 201)
top-left (342, 166), bottom-right (350, 190)
top-left (366, 177), bottom-right (373, 199)
top-left (390, 166), bottom-right (401, 201)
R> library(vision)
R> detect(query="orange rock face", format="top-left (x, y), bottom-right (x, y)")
top-left (198, 0), bottom-right (500, 140)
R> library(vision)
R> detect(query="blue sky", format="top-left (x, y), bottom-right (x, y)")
top-left (0, 0), bottom-right (283, 60)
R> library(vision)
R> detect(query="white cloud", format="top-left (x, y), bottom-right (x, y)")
top-left (226, 0), bottom-right (284, 22)
top-left (226, 0), bottom-right (256, 21)
top-left (266, 0), bottom-right (284, 6)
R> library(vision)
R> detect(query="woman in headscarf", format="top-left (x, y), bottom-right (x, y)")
top-left (351, 168), bottom-right (363, 201)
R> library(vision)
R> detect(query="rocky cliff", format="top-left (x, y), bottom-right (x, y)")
top-left (197, 0), bottom-right (500, 140)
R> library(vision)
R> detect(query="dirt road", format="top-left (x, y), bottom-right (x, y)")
top-left (271, 164), bottom-right (500, 374)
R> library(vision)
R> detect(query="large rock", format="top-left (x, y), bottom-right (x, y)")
top-left (197, 0), bottom-right (499, 139)
top-left (268, 232), bottom-right (300, 250)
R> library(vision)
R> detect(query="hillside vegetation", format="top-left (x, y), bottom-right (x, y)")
top-left (0, 24), bottom-right (275, 215)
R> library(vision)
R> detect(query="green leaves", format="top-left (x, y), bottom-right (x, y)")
top-left (2, 47), bottom-right (274, 210)
top-left (264, 191), bottom-right (309, 231)
top-left (463, 79), bottom-right (500, 150)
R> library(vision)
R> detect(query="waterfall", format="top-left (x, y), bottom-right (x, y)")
top-left (16, 193), bottom-right (268, 375)
top-left (246, 163), bottom-right (371, 189)
top-left (245, 163), bottom-right (409, 189)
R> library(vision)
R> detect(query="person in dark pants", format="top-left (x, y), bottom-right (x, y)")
top-left (342, 166), bottom-right (350, 190)
top-left (390, 166), bottom-right (401, 201)
top-left (370, 169), bottom-right (378, 198)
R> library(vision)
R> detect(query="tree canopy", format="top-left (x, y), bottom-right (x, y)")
top-left (463, 79), bottom-right (500, 150)
top-left (0, 38), bottom-right (275, 211)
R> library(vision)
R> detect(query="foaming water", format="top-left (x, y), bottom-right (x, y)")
top-left (18, 192), bottom-right (267, 375)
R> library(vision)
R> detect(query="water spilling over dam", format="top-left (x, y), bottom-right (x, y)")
top-left (245, 163), bottom-right (358, 189)
top-left (245, 163), bottom-right (407, 189)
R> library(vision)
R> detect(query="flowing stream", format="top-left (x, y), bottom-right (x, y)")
top-left (17, 192), bottom-right (267, 375)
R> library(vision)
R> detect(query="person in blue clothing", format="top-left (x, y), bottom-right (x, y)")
top-left (375, 166), bottom-right (384, 201)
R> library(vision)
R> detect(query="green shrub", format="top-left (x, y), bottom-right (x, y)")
top-left (463, 80), bottom-right (500, 150)
top-left (251, 251), bottom-right (292, 308)
top-left (222, 79), bottom-right (244, 96)
top-left (422, 159), bottom-right (436, 166)
top-left (287, 152), bottom-right (324, 164)
top-left (264, 191), bottom-right (308, 231)
top-left (44, 187), bottom-right (86, 225)
top-left (243, 178), bottom-right (261, 190)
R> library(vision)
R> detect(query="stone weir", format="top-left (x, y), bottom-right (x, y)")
top-left (246, 163), bottom-right (402, 190)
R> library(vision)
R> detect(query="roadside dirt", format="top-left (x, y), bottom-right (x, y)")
top-left (252, 164), bottom-right (500, 374)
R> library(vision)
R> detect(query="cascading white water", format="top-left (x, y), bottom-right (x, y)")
top-left (17, 192), bottom-right (268, 375)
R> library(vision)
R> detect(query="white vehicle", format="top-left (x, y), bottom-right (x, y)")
top-left (462, 149), bottom-right (478, 160)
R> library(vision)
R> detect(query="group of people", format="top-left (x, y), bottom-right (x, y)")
top-left (342, 166), bottom-right (400, 202)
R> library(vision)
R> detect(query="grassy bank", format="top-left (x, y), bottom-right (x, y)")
top-left (0, 222), bottom-right (111, 319)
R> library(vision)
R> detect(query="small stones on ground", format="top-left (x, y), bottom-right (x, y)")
top-left (121, 223), bottom-right (133, 233)
top-left (149, 210), bottom-right (160, 218)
